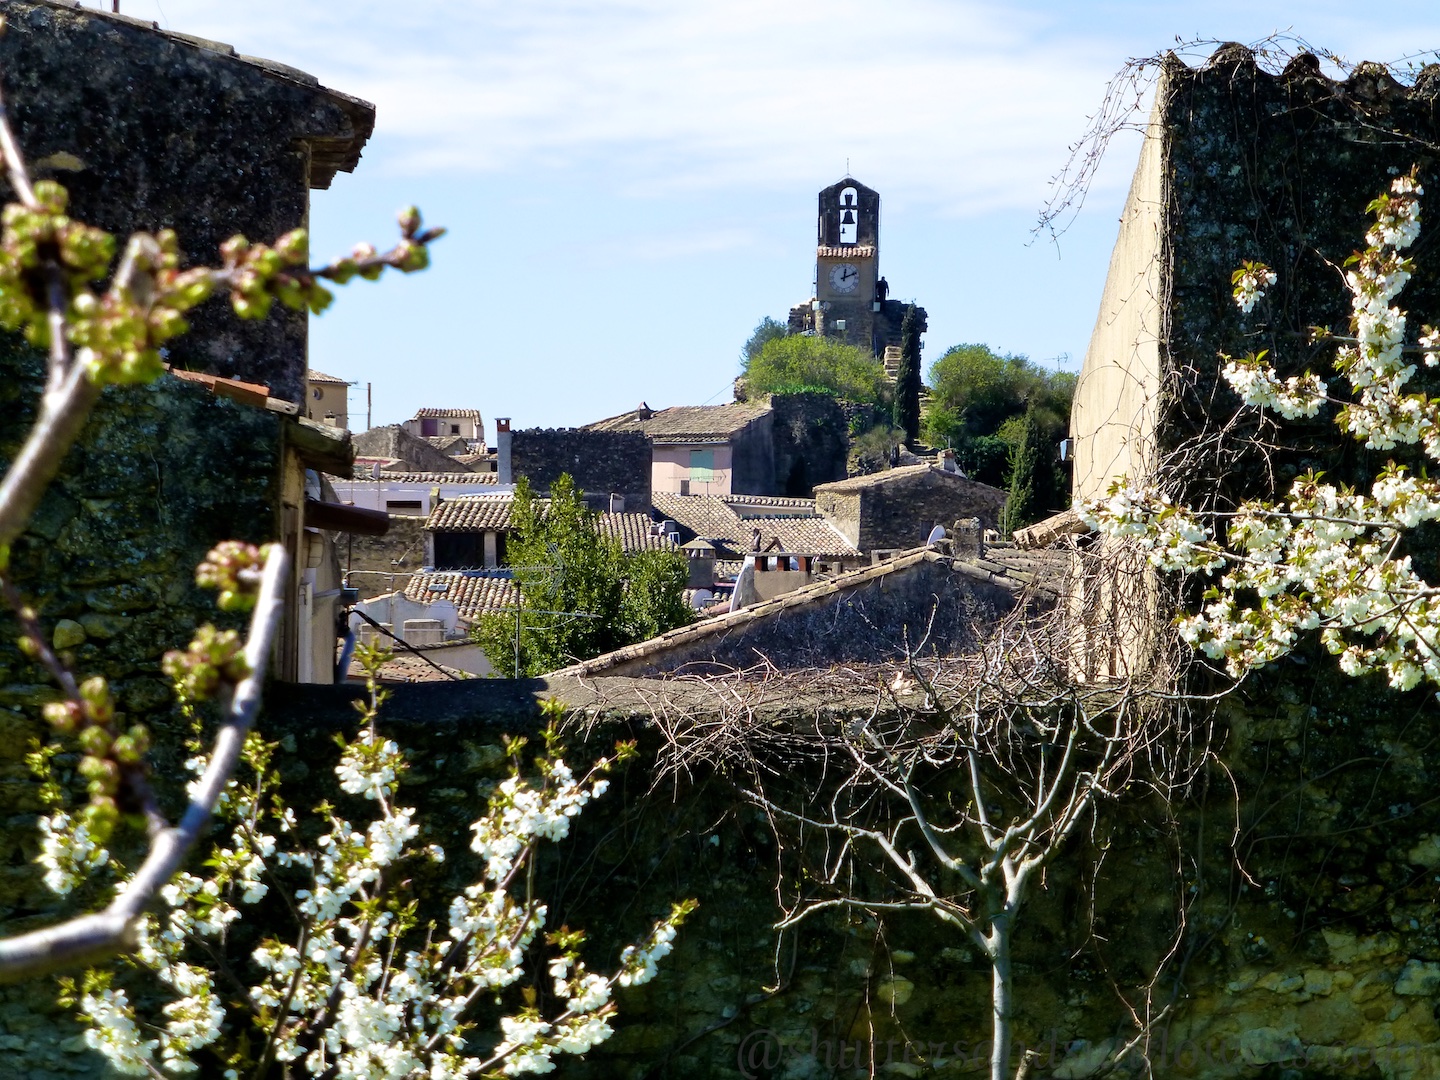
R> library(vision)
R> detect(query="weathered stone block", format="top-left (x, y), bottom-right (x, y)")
top-left (50, 620), bottom-right (85, 650)
top-left (1394, 960), bottom-right (1440, 996)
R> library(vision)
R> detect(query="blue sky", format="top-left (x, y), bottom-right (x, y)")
top-left (118, 1), bottom-right (1440, 430)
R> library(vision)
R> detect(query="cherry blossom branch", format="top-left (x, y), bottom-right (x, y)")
top-left (0, 545), bottom-right (288, 980)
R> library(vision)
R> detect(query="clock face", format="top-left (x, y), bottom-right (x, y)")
top-left (828, 263), bottom-right (860, 294)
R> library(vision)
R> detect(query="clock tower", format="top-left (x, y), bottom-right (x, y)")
top-left (789, 177), bottom-right (919, 357)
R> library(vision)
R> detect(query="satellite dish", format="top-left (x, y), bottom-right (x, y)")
top-left (926, 524), bottom-right (947, 547)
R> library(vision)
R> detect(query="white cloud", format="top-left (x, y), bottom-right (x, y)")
top-left (120, 0), bottom-right (1123, 212)
top-left (116, 0), bottom-right (1440, 217)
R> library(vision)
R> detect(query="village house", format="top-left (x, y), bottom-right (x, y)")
top-left (402, 407), bottom-right (486, 449)
top-left (305, 368), bottom-right (350, 429)
top-left (813, 459), bottom-right (1008, 554)
top-left (422, 492), bottom-right (677, 570)
top-left (583, 392), bottom-right (849, 499)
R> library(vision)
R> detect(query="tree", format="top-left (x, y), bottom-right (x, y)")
top-left (924, 343), bottom-right (1074, 503)
top-left (0, 122), bottom-right (442, 977)
top-left (998, 405), bottom-right (1041, 536)
top-left (740, 315), bottom-right (787, 367)
top-left (655, 604), bottom-right (1192, 1080)
top-left (892, 303), bottom-right (923, 444)
top-left (0, 58), bottom-right (687, 1077)
top-left (742, 333), bottom-right (890, 406)
top-left (49, 666), bottom-right (693, 1077)
top-left (473, 476), bottom-right (693, 676)
top-left (1085, 172), bottom-right (1440, 690)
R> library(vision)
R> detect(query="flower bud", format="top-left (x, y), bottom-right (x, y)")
top-left (397, 206), bottom-right (421, 236)
top-left (42, 700), bottom-right (83, 734)
top-left (81, 796), bottom-right (118, 843)
top-left (78, 725), bottom-right (112, 757)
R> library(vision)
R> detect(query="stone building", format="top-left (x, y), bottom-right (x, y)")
top-left (813, 461), bottom-right (1008, 554)
top-left (401, 407), bottom-right (485, 449)
top-left (497, 422), bottom-right (653, 514)
top-left (585, 392), bottom-right (848, 499)
top-left (0, 5), bottom-right (386, 1070)
top-left (786, 177), bottom-right (925, 357)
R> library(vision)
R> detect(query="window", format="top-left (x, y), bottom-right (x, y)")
top-left (450, 423), bottom-right (460, 435)
top-left (385, 500), bottom-right (423, 514)
top-left (834, 319), bottom-right (847, 330)
top-left (689, 449), bottom-right (714, 484)
top-left (420, 418), bottom-right (438, 437)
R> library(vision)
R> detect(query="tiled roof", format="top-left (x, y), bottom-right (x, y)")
top-left (651, 492), bottom-right (858, 559)
top-left (307, 369), bottom-right (349, 385)
top-left (816, 245), bottom-right (877, 258)
top-left (977, 544), bottom-right (1073, 594)
top-left (427, 498), bottom-right (679, 554)
top-left (427, 495), bottom-right (515, 531)
top-left (600, 513), bottom-right (679, 553)
top-left (412, 408), bottom-right (482, 420)
top-left (586, 400), bottom-right (772, 441)
top-left (815, 463), bottom-right (972, 493)
top-left (722, 494), bottom-right (821, 516)
top-left (750, 516), bottom-right (857, 557)
top-left (552, 547), bottom-right (1053, 679)
top-left (346, 651), bottom-right (478, 683)
top-left (405, 571), bottom-right (518, 621)
top-left (346, 470), bottom-right (500, 484)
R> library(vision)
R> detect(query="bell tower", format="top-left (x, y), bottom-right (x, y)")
top-left (789, 176), bottom-right (920, 358)
top-left (813, 177), bottom-right (881, 351)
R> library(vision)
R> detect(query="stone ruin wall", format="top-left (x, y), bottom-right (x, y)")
top-left (510, 428), bottom-right (652, 514)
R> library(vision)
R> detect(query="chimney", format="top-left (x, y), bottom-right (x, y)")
top-left (496, 418), bottom-right (512, 484)
top-left (609, 493), bottom-right (625, 514)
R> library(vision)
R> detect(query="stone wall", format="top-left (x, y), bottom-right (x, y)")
top-left (723, 414), bottom-right (776, 497)
top-left (7, 648), bottom-right (1440, 1076)
top-left (768, 392), bottom-right (849, 497)
top-left (351, 425), bottom-right (471, 473)
top-left (0, 355), bottom-right (281, 924)
top-left (510, 428), bottom-right (652, 513)
top-left (815, 469), bottom-right (1008, 552)
top-left (335, 514), bottom-right (428, 596)
top-left (0, 1), bottom-right (370, 404)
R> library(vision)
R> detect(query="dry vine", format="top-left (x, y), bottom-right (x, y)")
top-left (633, 544), bottom-right (1217, 1080)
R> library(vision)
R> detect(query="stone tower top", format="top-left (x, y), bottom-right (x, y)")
top-left (817, 177), bottom-right (880, 250)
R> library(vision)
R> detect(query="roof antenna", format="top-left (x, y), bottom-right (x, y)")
top-left (846, 157), bottom-right (850, 176)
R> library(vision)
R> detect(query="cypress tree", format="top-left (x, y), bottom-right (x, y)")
top-left (1000, 405), bottom-right (1042, 537)
top-left (893, 304), bottom-right (923, 445)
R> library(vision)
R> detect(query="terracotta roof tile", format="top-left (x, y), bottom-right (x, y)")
top-left (599, 512), bottom-right (680, 553)
top-left (405, 571), bottom-right (518, 621)
top-left (307, 369), bottom-right (349, 385)
top-left (586, 400), bottom-right (771, 440)
top-left (650, 492), bottom-right (858, 559)
top-left (346, 470), bottom-right (500, 484)
top-left (412, 408), bottom-right (482, 419)
top-left (427, 498), bottom-right (678, 555)
top-left (427, 495), bottom-right (515, 531)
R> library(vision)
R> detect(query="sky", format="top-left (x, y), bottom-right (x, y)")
top-left (111, 1), bottom-right (1440, 431)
